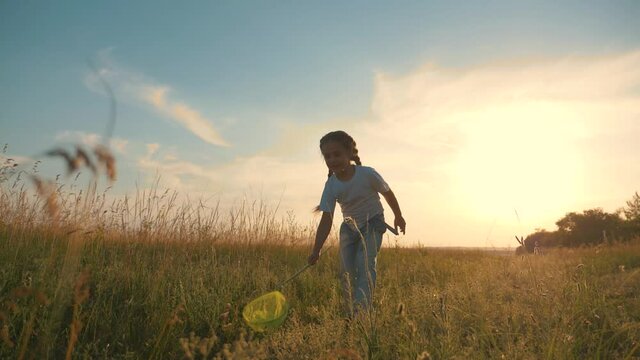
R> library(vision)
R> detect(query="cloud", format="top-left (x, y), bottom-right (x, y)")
top-left (163, 153), bottom-right (178, 161)
top-left (360, 51), bottom-right (640, 246)
top-left (132, 50), bottom-right (640, 247)
top-left (141, 86), bottom-right (230, 147)
top-left (85, 49), bottom-right (230, 147)
top-left (137, 144), bottom-right (325, 208)
top-left (146, 143), bottom-right (160, 157)
top-left (110, 138), bottom-right (129, 154)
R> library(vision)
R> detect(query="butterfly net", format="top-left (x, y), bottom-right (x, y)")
top-left (242, 291), bottom-right (290, 332)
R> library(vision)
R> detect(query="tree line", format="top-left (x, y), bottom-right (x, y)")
top-left (520, 192), bottom-right (640, 251)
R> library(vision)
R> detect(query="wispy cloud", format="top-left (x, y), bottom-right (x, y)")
top-left (142, 86), bottom-right (230, 147)
top-left (85, 49), bottom-right (230, 147)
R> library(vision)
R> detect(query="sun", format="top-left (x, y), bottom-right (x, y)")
top-left (451, 100), bottom-right (587, 223)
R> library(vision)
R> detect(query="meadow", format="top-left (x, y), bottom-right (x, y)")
top-left (1, 171), bottom-right (639, 359)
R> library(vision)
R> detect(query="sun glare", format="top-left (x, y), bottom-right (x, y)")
top-left (451, 101), bottom-right (587, 222)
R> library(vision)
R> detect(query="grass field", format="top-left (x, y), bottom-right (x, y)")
top-left (1, 174), bottom-right (639, 359)
top-left (1, 224), bottom-right (639, 359)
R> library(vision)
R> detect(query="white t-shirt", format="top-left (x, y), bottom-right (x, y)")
top-left (319, 165), bottom-right (390, 227)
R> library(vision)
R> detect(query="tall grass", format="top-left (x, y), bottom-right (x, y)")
top-left (1, 158), bottom-right (639, 359)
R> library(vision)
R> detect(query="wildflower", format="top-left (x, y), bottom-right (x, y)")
top-left (563, 334), bottom-right (575, 344)
top-left (219, 303), bottom-right (231, 324)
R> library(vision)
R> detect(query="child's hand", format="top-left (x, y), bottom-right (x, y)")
top-left (395, 216), bottom-right (406, 234)
top-left (308, 250), bottom-right (320, 265)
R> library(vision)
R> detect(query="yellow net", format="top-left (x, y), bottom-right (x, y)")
top-left (242, 291), bottom-right (290, 332)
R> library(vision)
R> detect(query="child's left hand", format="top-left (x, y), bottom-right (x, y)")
top-left (308, 250), bottom-right (320, 265)
top-left (395, 216), bottom-right (406, 234)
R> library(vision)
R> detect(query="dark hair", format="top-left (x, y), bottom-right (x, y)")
top-left (319, 130), bottom-right (361, 178)
top-left (313, 131), bottom-right (362, 213)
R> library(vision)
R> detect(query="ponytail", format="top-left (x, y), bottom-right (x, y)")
top-left (351, 145), bottom-right (361, 166)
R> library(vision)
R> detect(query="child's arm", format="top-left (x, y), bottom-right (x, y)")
top-left (308, 211), bottom-right (333, 265)
top-left (381, 189), bottom-right (406, 234)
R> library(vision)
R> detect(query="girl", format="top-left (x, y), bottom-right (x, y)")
top-left (308, 130), bottom-right (406, 314)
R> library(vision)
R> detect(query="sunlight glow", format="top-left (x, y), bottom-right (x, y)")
top-left (451, 101), bottom-right (587, 221)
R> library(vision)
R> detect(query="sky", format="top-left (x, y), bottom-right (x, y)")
top-left (1, 1), bottom-right (639, 247)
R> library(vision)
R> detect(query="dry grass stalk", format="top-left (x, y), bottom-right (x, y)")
top-left (65, 269), bottom-right (91, 360)
top-left (30, 175), bottom-right (59, 220)
top-left (94, 144), bottom-right (116, 182)
top-left (3, 141), bottom-right (117, 227)
top-left (16, 313), bottom-right (36, 360)
top-left (149, 303), bottom-right (186, 360)
top-left (45, 144), bottom-right (115, 182)
top-left (75, 146), bottom-right (96, 174)
top-left (0, 310), bottom-right (13, 348)
top-left (46, 148), bottom-right (77, 175)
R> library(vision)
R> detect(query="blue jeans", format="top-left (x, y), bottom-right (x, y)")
top-left (339, 214), bottom-right (387, 314)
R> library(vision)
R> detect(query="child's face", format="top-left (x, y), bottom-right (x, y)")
top-left (321, 141), bottom-right (352, 174)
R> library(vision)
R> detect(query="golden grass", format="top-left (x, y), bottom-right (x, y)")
top-left (1, 154), bottom-right (639, 359)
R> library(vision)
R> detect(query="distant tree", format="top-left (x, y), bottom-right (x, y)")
top-left (620, 192), bottom-right (640, 239)
top-left (555, 208), bottom-right (623, 247)
top-left (623, 192), bottom-right (640, 223)
top-left (523, 194), bottom-right (640, 249)
top-left (525, 229), bottom-right (561, 248)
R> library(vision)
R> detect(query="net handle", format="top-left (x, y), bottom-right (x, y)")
top-left (385, 222), bottom-right (399, 235)
top-left (275, 247), bottom-right (330, 289)
top-left (276, 262), bottom-right (313, 289)
top-left (275, 223), bottom-right (398, 290)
